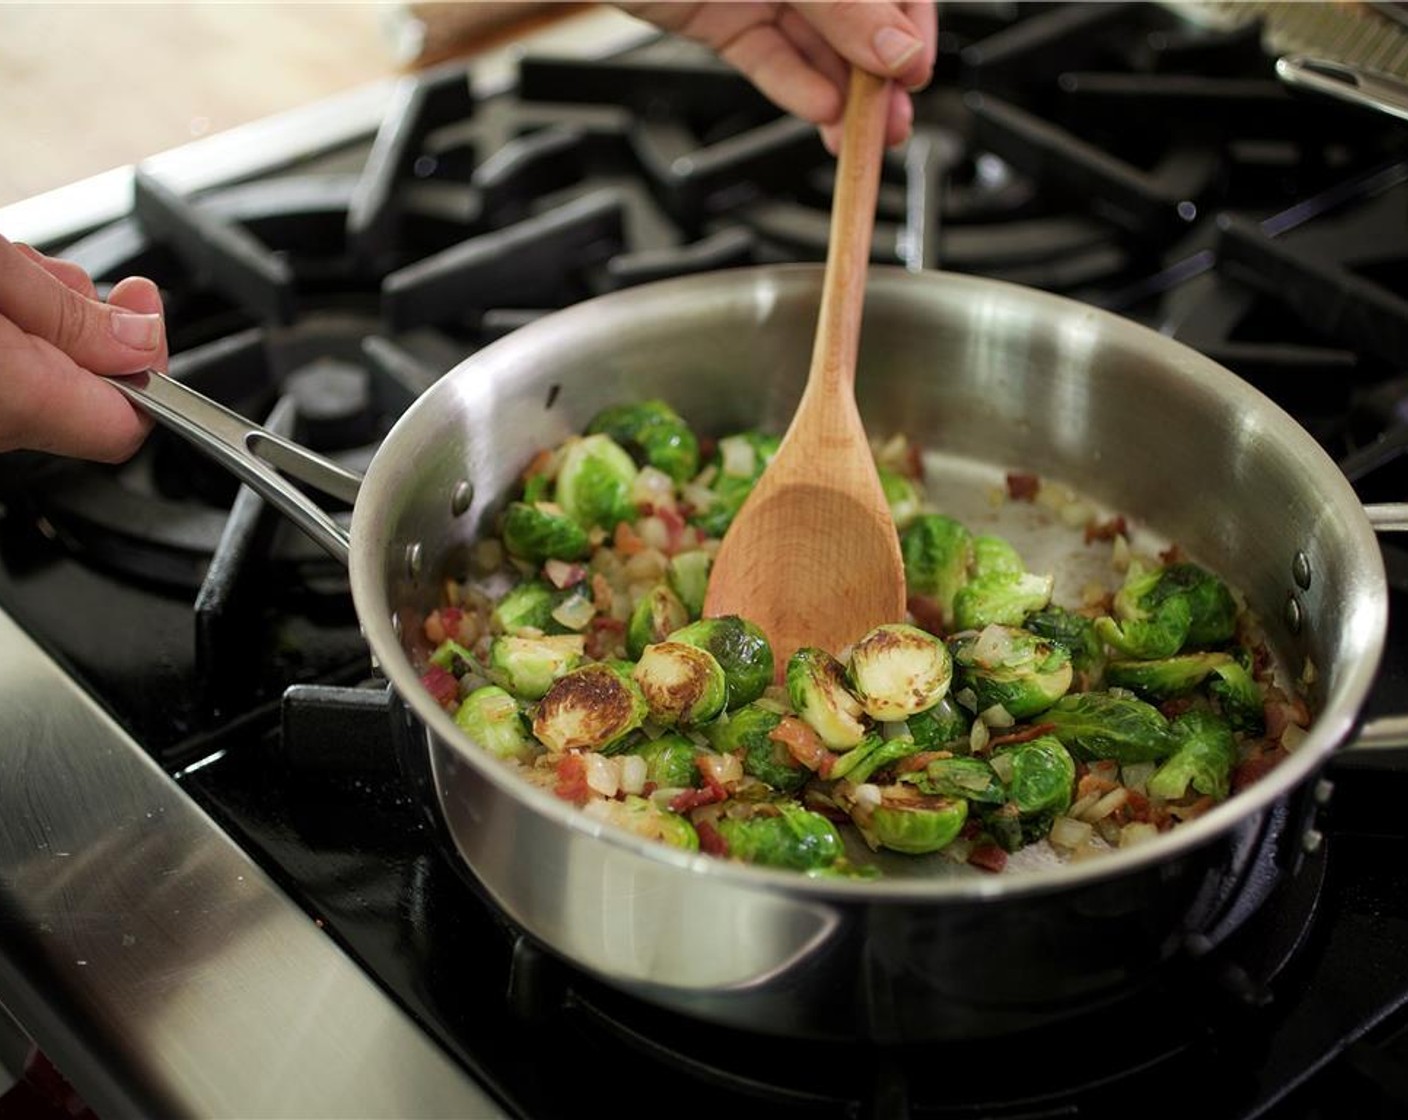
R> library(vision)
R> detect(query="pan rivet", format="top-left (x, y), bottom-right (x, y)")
top-left (1292, 552), bottom-right (1312, 590)
top-left (1301, 828), bottom-right (1324, 855)
top-left (405, 542), bottom-right (424, 580)
top-left (1314, 779), bottom-right (1334, 805)
top-left (451, 480), bottom-right (474, 517)
top-left (1284, 595), bottom-right (1303, 635)
top-left (391, 614), bottom-right (403, 642)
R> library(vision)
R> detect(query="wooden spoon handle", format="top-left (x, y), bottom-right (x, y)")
top-left (809, 67), bottom-right (891, 398)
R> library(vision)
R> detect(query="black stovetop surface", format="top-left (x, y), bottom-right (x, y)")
top-left (4, 3), bottom-right (1408, 1116)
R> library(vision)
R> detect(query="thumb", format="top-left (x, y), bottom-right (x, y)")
top-left (0, 236), bottom-right (163, 374)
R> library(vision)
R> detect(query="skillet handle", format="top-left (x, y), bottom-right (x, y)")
top-left (110, 370), bottom-right (360, 566)
top-left (1364, 503), bottom-right (1408, 532)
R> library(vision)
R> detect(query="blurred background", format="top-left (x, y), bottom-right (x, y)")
top-left (0, 2), bottom-right (570, 208)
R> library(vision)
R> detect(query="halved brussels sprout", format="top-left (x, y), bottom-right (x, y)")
top-left (487, 634), bottom-right (585, 700)
top-left (626, 584), bottom-right (690, 661)
top-left (1096, 561), bottom-right (1237, 659)
top-left (1147, 709), bottom-right (1236, 801)
top-left (847, 622), bottom-right (953, 721)
top-left (1024, 606), bottom-right (1104, 676)
top-left (586, 399), bottom-right (701, 483)
top-left (629, 731), bottom-right (702, 789)
top-left (1040, 691), bottom-right (1177, 764)
top-left (592, 794), bottom-right (699, 851)
top-left (554, 433), bottom-right (639, 531)
top-left (454, 685), bottom-right (537, 763)
top-left (688, 431), bottom-right (779, 538)
top-left (668, 615), bottom-right (775, 708)
top-left (969, 535), bottom-right (1025, 580)
top-left (500, 500), bottom-right (591, 563)
top-left (716, 804), bottom-right (844, 872)
top-left (532, 661), bottom-right (648, 752)
top-left (1208, 654), bottom-right (1266, 735)
top-left (952, 571), bottom-right (1054, 631)
top-left (866, 792), bottom-right (968, 855)
top-left (900, 513), bottom-right (972, 629)
top-left (632, 641), bottom-right (728, 727)
top-left (1006, 735), bottom-right (1076, 819)
top-left (787, 646), bottom-right (868, 750)
top-left (951, 624), bottom-right (1073, 720)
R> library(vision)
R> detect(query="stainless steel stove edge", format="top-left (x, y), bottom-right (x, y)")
top-left (0, 607), bottom-right (504, 1119)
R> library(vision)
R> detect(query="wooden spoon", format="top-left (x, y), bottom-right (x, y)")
top-left (702, 68), bottom-right (906, 672)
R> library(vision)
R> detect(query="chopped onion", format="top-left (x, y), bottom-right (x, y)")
top-left (969, 719), bottom-right (991, 754)
top-left (551, 593), bottom-right (598, 632)
top-left (1281, 723), bottom-right (1309, 751)
top-left (619, 754), bottom-right (648, 796)
top-left (637, 516), bottom-right (670, 551)
top-left (988, 750), bottom-right (1014, 784)
top-left (972, 624), bottom-right (1015, 667)
top-left (1111, 534), bottom-right (1131, 573)
top-left (632, 466), bottom-right (676, 509)
top-left (1048, 816), bottom-right (1093, 851)
top-left (853, 783), bottom-right (883, 809)
top-left (979, 704), bottom-right (1014, 729)
top-left (1084, 787), bottom-right (1128, 822)
top-left (1121, 761), bottom-right (1156, 794)
top-left (584, 754), bottom-right (620, 798)
top-left (1118, 822), bottom-right (1160, 849)
top-left (719, 436), bottom-right (757, 478)
top-left (955, 687), bottom-right (978, 713)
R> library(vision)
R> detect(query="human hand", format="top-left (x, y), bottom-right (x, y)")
top-left (617, 2), bottom-right (937, 151)
top-left (0, 234), bottom-right (165, 462)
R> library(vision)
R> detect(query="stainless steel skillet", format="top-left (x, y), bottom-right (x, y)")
top-left (114, 264), bottom-right (1408, 1042)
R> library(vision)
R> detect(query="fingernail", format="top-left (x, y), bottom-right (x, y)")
top-left (110, 310), bottom-right (162, 350)
top-left (874, 27), bottom-right (923, 74)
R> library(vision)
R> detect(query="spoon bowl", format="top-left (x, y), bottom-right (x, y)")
top-left (702, 68), bottom-right (906, 670)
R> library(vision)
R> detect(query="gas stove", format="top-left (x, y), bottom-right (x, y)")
top-left (4, 4), bottom-right (1408, 1117)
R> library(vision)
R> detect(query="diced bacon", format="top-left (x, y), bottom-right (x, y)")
top-left (669, 785), bottom-right (727, 813)
top-left (521, 449), bottom-right (554, 482)
top-left (585, 615), bottom-right (626, 660)
top-left (1158, 696), bottom-right (1196, 720)
top-left (893, 750), bottom-right (951, 774)
top-left (1232, 747), bottom-right (1288, 794)
top-left (1005, 472), bottom-right (1040, 501)
top-left (1084, 515), bottom-right (1128, 544)
top-left (419, 665), bottom-right (460, 710)
top-left (968, 844), bottom-right (1008, 873)
top-left (656, 503), bottom-right (688, 554)
top-left (907, 594), bottom-right (946, 637)
top-left (554, 753), bottom-right (591, 805)
top-left (696, 819), bottom-right (728, 857)
top-left (613, 521), bottom-right (647, 556)
top-left (987, 722), bottom-right (1056, 749)
top-left (769, 717), bottom-right (831, 774)
top-left (1159, 543), bottom-right (1186, 565)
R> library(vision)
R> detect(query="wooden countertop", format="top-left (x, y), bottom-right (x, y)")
top-left (0, 2), bottom-right (575, 209)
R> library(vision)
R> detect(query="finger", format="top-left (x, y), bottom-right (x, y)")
top-left (0, 235), bottom-right (163, 374)
top-left (885, 85), bottom-right (915, 147)
top-left (794, 2), bottom-right (934, 92)
top-left (11, 243), bottom-right (99, 300)
top-left (0, 319), bottom-right (153, 463)
top-left (106, 276), bottom-right (168, 373)
top-left (716, 23), bottom-right (843, 127)
top-left (901, 0), bottom-right (939, 89)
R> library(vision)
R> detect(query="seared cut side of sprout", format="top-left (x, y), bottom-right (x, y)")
top-left (632, 641), bottom-right (727, 728)
top-left (847, 622), bottom-right (952, 721)
top-left (668, 615), bottom-right (775, 709)
top-left (532, 662), bottom-right (647, 752)
top-left (787, 647), bottom-right (868, 750)
top-left (487, 634), bottom-right (584, 700)
top-left (418, 400), bottom-right (1309, 878)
